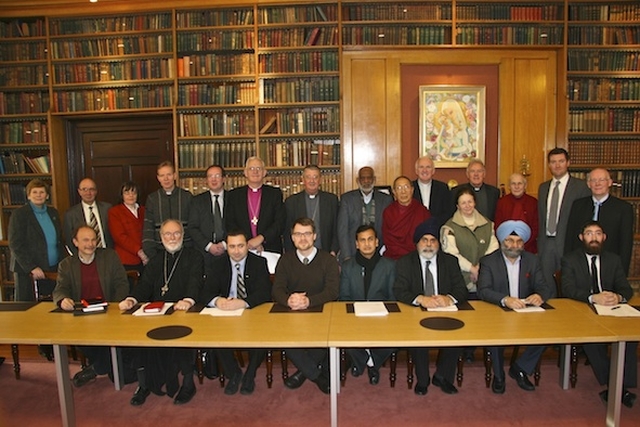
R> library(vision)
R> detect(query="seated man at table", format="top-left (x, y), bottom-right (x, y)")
top-left (339, 224), bottom-right (396, 385)
top-left (393, 218), bottom-right (468, 396)
top-left (272, 217), bottom-right (339, 394)
top-left (200, 229), bottom-right (272, 395)
top-left (477, 220), bottom-right (552, 394)
top-left (119, 219), bottom-right (204, 406)
top-left (53, 225), bottom-right (129, 387)
top-left (561, 220), bottom-right (637, 408)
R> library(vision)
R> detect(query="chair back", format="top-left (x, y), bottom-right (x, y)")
top-left (553, 270), bottom-right (563, 298)
top-left (32, 271), bottom-right (58, 301)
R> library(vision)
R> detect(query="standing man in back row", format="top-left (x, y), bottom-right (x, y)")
top-left (64, 177), bottom-right (112, 255)
top-left (412, 156), bottom-right (454, 228)
top-left (452, 159), bottom-right (500, 221)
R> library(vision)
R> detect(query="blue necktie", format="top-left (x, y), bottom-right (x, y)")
top-left (592, 201), bottom-right (601, 221)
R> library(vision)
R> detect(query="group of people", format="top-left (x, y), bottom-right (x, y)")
top-left (6, 149), bottom-right (637, 409)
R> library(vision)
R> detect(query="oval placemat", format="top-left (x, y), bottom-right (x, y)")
top-left (420, 317), bottom-right (464, 331)
top-left (146, 325), bottom-right (193, 340)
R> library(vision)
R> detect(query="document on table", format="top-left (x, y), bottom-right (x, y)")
top-left (513, 306), bottom-right (545, 313)
top-left (426, 305), bottom-right (458, 312)
top-left (250, 250), bottom-right (281, 274)
top-left (200, 307), bottom-right (245, 317)
top-left (354, 301), bottom-right (388, 317)
top-left (132, 302), bottom-right (173, 316)
top-left (593, 304), bottom-right (640, 317)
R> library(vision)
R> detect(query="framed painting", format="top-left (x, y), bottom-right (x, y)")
top-left (419, 85), bottom-right (486, 168)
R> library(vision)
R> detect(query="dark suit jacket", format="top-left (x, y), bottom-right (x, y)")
top-left (200, 252), bottom-right (272, 309)
top-left (564, 195), bottom-right (634, 274)
top-left (9, 204), bottom-right (65, 274)
top-left (284, 190), bottom-right (339, 253)
top-left (53, 248), bottom-right (129, 305)
top-left (393, 250), bottom-right (468, 305)
top-left (63, 201), bottom-right (113, 255)
top-left (537, 176), bottom-right (589, 256)
top-left (188, 190), bottom-right (227, 266)
top-left (561, 248), bottom-right (633, 303)
top-left (339, 256), bottom-right (395, 301)
top-left (477, 250), bottom-right (553, 305)
top-left (225, 185), bottom-right (284, 253)
top-left (452, 182), bottom-right (500, 221)
top-left (412, 179), bottom-right (454, 227)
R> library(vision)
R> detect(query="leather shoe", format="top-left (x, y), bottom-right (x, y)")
top-left (312, 372), bottom-right (330, 394)
top-left (623, 390), bottom-right (637, 408)
top-left (509, 366), bottom-right (535, 391)
top-left (367, 366), bottom-right (380, 385)
top-left (224, 370), bottom-right (242, 395)
top-left (284, 370), bottom-right (306, 389)
top-left (130, 387), bottom-right (150, 406)
top-left (491, 377), bottom-right (505, 394)
top-left (240, 377), bottom-right (255, 395)
top-left (432, 375), bottom-right (458, 394)
top-left (174, 385), bottom-right (196, 405)
top-left (72, 365), bottom-right (97, 388)
top-left (414, 384), bottom-right (428, 396)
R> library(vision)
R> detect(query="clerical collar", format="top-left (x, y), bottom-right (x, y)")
top-left (78, 253), bottom-right (96, 265)
top-left (249, 185), bottom-right (262, 192)
top-left (473, 185), bottom-right (482, 191)
top-left (307, 192), bottom-right (317, 199)
top-left (592, 194), bottom-right (610, 203)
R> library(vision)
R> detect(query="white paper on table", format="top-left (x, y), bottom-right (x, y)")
top-left (250, 250), bottom-right (281, 274)
top-left (200, 307), bottom-right (245, 317)
top-left (354, 301), bottom-right (388, 317)
top-left (594, 304), bottom-right (640, 317)
top-left (132, 302), bottom-right (173, 316)
top-left (513, 306), bottom-right (545, 313)
top-left (426, 305), bottom-right (458, 312)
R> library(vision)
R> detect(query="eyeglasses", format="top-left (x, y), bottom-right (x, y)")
top-left (588, 178), bottom-right (609, 184)
top-left (207, 174), bottom-right (223, 179)
top-left (79, 187), bottom-right (97, 192)
top-left (247, 166), bottom-right (263, 172)
top-left (394, 185), bottom-right (411, 191)
top-left (162, 231), bottom-right (183, 239)
top-left (582, 230), bottom-right (603, 237)
top-left (292, 231), bottom-right (313, 238)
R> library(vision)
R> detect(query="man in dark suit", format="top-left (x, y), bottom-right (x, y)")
top-left (477, 220), bottom-right (553, 394)
top-left (63, 177), bottom-right (113, 255)
top-left (561, 220), bottom-right (637, 408)
top-left (537, 148), bottom-right (590, 289)
top-left (284, 165), bottom-right (339, 254)
top-left (226, 157), bottom-right (284, 254)
top-left (393, 218), bottom-right (468, 396)
top-left (337, 166), bottom-right (392, 263)
top-left (412, 156), bottom-right (454, 227)
top-left (200, 230), bottom-right (272, 396)
top-left (452, 159), bottom-right (500, 221)
top-left (565, 167), bottom-right (634, 275)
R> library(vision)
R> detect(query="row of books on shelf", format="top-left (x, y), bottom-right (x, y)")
top-left (50, 34), bottom-right (173, 59)
top-left (53, 58), bottom-right (175, 85)
top-left (0, 19), bottom-right (45, 38)
top-left (571, 171), bottom-right (640, 200)
top-left (259, 139), bottom-right (340, 168)
top-left (568, 26), bottom-right (640, 46)
top-left (177, 53), bottom-right (254, 77)
top-left (259, 51), bottom-right (338, 74)
top-left (1, 65), bottom-right (48, 87)
top-left (259, 107), bottom-right (340, 135)
top-left (53, 86), bottom-right (173, 112)
top-left (49, 13), bottom-right (172, 36)
top-left (456, 25), bottom-right (563, 46)
top-left (342, 4), bottom-right (452, 21)
top-left (179, 82), bottom-right (255, 107)
top-left (568, 4), bottom-right (640, 22)
top-left (0, 92), bottom-right (49, 115)
top-left (179, 112), bottom-right (255, 137)
top-left (568, 108), bottom-right (640, 132)
top-left (0, 152), bottom-right (50, 174)
top-left (568, 51), bottom-right (640, 72)
top-left (258, 5), bottom-right (334, 24)
top-left (179, 141), bottom-right (256, 169)
top-left (344, 25), bottom-right (452, 46)
top-left (177, 30), bottom-right (254, 52)
top-left (259, 77), bottom-right (339, 104)
top-left (455, 5), bottom-right (562, 21)
top-left (0, 120), bottom-right (48, 144)
top-left (567, 78), bottom-right (640, 102)
top-left (176, 9), bottom-right (254, 28)
top-left (258, 27), bottom-right (337, 48)
top-left (0, 41), bottom-right (47, 61)
top-left (0, 181), bottom-right (28, 206)
top-left (568, 139), bottom-right (640, 165)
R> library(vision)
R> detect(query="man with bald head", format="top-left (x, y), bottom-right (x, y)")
top-left (565, 168), bottom-right (634, 274)
top-left (452, 159), bottom-right (500, 221)
top-left (494, 173), bottom-right (539, 253)
top-left (412, 156), bottom-right (454, 227)
top-left (337, 166), bottom-right (392, 263)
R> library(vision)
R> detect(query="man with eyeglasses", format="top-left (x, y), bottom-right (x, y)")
top-left (226, 156), bottom-right (285, 254)
top-left (382, 175), bottom-right (431, 260)
top-left (64, 177), bottom-right (113, 255)
top-left (565, 167), bottom-right (634, 274)
top-left (272, 217), bottom-right (339, 394)
top-left (119, 219), bottom-right (204, 406)
top-left (561, 220), bottom-right (637, 408)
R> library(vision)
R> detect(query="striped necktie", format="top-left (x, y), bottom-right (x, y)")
top-left (88, 206), bottom-right (103, 248)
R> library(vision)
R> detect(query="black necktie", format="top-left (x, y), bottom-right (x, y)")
top-left (424, 260), bottom-right (435, 296)
top-left (590, 256), bottom-right (599, 294)
top-left (213, 194), bottom-right (223, 242)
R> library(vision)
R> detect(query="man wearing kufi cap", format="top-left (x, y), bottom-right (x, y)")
top-left (477, 220), bottom-right (553, 394)
top-left (393, 218), bottom-right (468, 396)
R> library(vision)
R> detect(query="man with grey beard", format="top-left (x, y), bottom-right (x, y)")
top-left (477, 220), bottom-right (553, 394)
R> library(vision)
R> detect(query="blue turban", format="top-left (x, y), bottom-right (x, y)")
top-left (496, 220), bottom-right (531, 243)
top-left (414, 217), bottom-right (440, 243)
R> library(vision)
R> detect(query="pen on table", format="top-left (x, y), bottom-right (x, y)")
top-left (611, 306), bottom-right (621, 310)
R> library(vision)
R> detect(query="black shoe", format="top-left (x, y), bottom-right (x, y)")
top-left (38, 345), bottom-right (54, 361)
top-left (174, 385), bottom-right (196, 405)
top-left (224, 370), bottom-right (243, 396)
top-left (414, 384), bottom-right (428, 396)
top-left (130, 387), bottom-right (150, 406)
top-left (367, 366), bottom-right (380, 385)
top-left (284, 370), bottom-right (306, 389)
top-left (0, 356), bottom-right (5, 365)
top-left (72, 365), bottom-right (97, 388)
top-left (509, 366), bottom-right (535, 391)
top-left (491, 377), bottom-right (505, 394)
top-left (240, 376), bottom-right (256, 395)
top-left (312, 372), bottom-right (330, 394)
top-left (203, 351), bottom-right (219, 380)
top-left (432, 375), bottom-right (458, 394)
top-left (623, 390), bottom-right (637, 408)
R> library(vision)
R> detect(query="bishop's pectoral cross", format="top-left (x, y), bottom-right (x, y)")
top-left (251, 216), bottom-right (259, 226)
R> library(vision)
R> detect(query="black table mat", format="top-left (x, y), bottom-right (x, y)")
top-left (420, 317), bottom-right (465, 331)
top-left (269, 303), bottom-right (324, 313)
top-left (0, 302), bottom-right (38, 312)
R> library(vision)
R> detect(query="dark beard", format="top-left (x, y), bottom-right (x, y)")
top-left (584, 241), bottom-right (602, 255)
